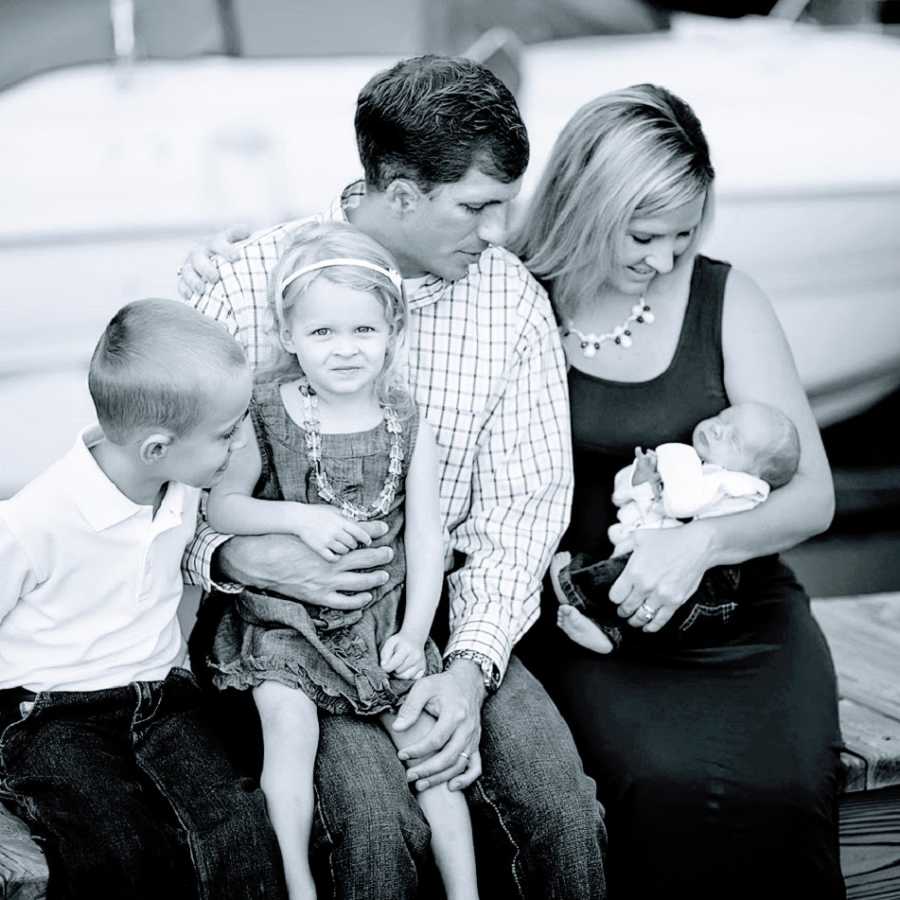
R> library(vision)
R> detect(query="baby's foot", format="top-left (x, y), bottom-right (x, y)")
top-left (557, 605), bottom-right (614, 654)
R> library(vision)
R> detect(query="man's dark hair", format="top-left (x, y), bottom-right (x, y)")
top-left (355, 55), bottom-right (529, 192)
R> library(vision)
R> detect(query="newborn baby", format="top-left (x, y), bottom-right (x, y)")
top-left (551, 401), bottom-right (800, 653)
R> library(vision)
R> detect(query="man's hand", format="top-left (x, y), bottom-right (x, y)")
top-left (392, 659), bottom-right (486, 792)
top-left (217, 528), bottom-right (391, 609)
top-left (177, 224), bottom-right (251, 299)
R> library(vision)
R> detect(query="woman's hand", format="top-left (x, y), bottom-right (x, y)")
top-left (608, 520), bottom-right (714, 631)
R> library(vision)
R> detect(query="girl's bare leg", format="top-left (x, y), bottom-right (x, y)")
top-left (254, 681), bottom-right (320, 900)
top-left (382, 710), bottom-right (480, 900)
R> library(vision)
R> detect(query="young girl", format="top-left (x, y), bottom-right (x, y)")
top-left (205, 221), bottom-right (479, 900)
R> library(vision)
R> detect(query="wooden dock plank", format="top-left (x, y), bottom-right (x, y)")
top-left (840, 786), bottom-right (900, 900)
top-left (814, 594), bottom-right (900, 900)
top-left (812, 595), bottom-right (900, 783)
top-left (813, 593), bottom-right (900, 722)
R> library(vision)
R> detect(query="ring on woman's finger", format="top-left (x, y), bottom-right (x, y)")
top-left (458, 750), bottom-right (471, 761)
top-left (637, 604), bottom-right (655, 621)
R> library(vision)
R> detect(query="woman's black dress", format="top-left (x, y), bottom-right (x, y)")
top-left (526, 256), bottom-right (845, 898)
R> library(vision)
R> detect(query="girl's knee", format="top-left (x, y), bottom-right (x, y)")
top-left (255, 682), bottom-right (319, 744)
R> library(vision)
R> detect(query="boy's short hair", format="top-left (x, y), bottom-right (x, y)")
top-left (88, 298), bottom-right (247, 444)
top-left (355, 55), bottom-right (529, 192)
top-left (754, 406), bottom-right (801, 489)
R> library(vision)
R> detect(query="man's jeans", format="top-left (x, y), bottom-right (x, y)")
top-left (310, 655), bottom-right (607, 899)
top-left (0, 668), bottom-right (286, 900)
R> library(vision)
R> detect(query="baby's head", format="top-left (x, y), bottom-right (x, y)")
top-left (266, 221), bottom-right (408, 406)
top-left (89, 298), bottom-right (251, 488)
top-left (691, 402), bottom-right (800, 488)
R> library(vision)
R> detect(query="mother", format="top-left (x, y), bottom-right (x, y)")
top-left (513, 84), bottom-right (845, 898)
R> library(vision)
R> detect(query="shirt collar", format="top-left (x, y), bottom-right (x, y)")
top-left (328, 180), bottom-right (451, 311)
top-left (64, 426), bottom-right (190, 532)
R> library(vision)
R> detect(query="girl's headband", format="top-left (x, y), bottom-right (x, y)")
top-left (280, 257), bottom-right (403, 296)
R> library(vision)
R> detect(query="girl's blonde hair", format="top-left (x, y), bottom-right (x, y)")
top-left (262, 220), bottom-right (411, 413)
top-left (512, 84), bottom-right (715, 319)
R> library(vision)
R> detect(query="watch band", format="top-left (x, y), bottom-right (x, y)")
top-left (445, 649), bottom-right (500, 693)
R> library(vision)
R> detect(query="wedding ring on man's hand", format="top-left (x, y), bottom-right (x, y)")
top-left (459, 751), bottom-right (471, 761)
top-left (637, 604), bottom-right (655, 621)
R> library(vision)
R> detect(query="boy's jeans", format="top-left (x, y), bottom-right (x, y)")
top-left (0, 668), bottom-right (286, 900)
top-left (555, 553), bottom-right (741, 650)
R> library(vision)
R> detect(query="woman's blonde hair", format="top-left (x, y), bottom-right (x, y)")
top-left (512, 84), bottom-right (715, 319)
top-left (262, 220), bottom-right (411, 412)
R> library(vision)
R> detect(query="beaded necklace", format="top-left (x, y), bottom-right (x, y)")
top-left (297, 380), bottom-right (403, 521)
top-left (563, 295), bottom-right (655, 358)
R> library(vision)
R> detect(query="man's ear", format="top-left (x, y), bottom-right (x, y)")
top-left (139, 432), bottom-right (174, 466)
top-left (384, 179), bottom-right (423, 217)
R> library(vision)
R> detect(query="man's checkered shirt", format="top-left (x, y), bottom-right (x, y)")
top-left (182, 182), bottom-right (573, 683)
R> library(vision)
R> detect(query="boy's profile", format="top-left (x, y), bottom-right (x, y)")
top-left (0, 299), bottom-right (285, 899)
top-left (552, 402), bottom-right (801, 653)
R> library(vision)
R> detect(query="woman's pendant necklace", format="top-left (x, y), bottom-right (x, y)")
top-left (563, 294), bottom-right (655, 358)
top-left (297, 379), bottom-right (403, 521)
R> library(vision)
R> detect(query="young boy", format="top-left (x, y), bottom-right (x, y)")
top-left (551, 401), bottom-right (801, 653)
top-left (0, 299), bottom-right (286, 899)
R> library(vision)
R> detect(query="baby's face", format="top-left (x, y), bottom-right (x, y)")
top-left (691, 405), bottom-right (779, 474)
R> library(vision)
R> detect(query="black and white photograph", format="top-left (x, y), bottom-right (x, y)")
top-left (1, 1), bottom-right (899, 897)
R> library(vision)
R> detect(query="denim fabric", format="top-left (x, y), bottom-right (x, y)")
top-left (310, 656), bottom-right (607, 899)
top-left (0, 669), bottom-right (286, 900)
top-left (556, 552), bottom-right (741, 650)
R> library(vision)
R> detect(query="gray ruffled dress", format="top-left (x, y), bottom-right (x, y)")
top-left (206, 381), bottom-right (442, 715)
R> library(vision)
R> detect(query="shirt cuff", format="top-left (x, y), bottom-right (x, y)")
top-left (208, 535), bottom-right (245, 594)
top-left (183, 529), bottom-right (242, 593)
top-left (444, 650), bottom-right (502, 693)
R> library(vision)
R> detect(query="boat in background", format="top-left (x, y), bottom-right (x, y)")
top-left (518, 14), bottom-right (900, 429)
top-left (1, 10), bottom-right (898, 496)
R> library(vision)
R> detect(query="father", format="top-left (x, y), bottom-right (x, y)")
top-left (180, 55), bottom-right (605, 899)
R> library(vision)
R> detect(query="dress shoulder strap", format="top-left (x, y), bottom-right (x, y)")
top-left (680, 255), bottom-right (731, 396)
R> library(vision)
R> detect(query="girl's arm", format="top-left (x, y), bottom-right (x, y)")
top-left (207, 417), bottom-right (372, 561)
top-left (610, 269), bottom-right (834, 627)
top-left (400, 416), bottom-right (444, 643)
top-left (380, 416), bottom-right (443, 678)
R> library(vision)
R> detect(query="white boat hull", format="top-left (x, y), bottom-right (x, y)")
top-left (2, 15), bottom-right (899, 495)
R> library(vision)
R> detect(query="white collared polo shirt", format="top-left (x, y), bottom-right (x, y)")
top-left (0, 426), bottom-right (198, 692)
